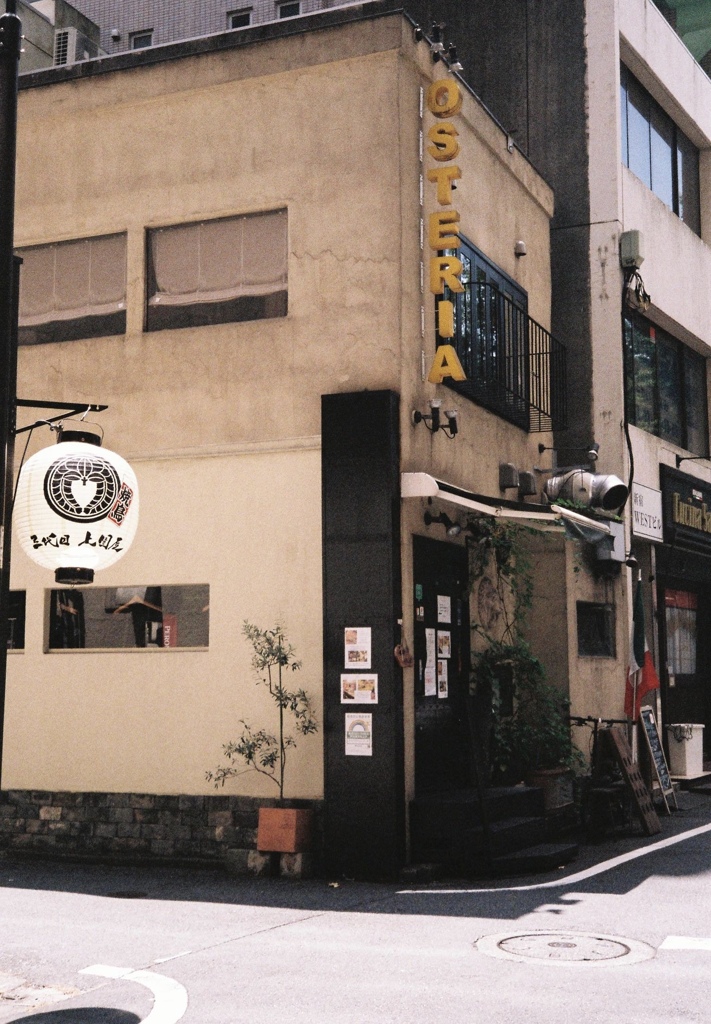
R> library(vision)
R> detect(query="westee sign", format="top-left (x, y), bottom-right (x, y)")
top-left (631, 482), bottom-right (663, 543)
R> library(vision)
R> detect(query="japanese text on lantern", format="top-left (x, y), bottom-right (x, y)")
top-left (426, 79), bottom-right (466, 385)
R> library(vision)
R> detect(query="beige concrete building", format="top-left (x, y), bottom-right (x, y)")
top-left (1, 5), bottom-right (630, 877)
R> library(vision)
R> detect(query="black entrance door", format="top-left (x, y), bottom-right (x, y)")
top-left (413, 535), bottom-right (471, 793)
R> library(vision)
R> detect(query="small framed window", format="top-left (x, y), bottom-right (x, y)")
top-left (130, 30), bottom-right (153, 49)
top-left (145, 209), bottom-right (288, 331)
top-left (228, 9), bottom-right (251, 28)
top-left (7, 591), bottom-right (26, 650)
top-left (278, 2), bottom-right (300, 18)
top-left (48, 585), bottom-right (210, 650)
top-left (577, 602), bottom-right (616, 658)
top-left (18, 233), bottom-right (127, 346)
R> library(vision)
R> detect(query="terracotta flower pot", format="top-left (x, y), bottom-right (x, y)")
top-left (257, 806), bottom-right (313, 853)
top-left (526, 767), bottom-right (574, 813)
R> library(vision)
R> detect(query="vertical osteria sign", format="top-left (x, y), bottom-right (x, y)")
top-left (426, 79), bottom-right (467, 385)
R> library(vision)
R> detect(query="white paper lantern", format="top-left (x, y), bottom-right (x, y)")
top-left (13, 428), bottom-right (139, 585)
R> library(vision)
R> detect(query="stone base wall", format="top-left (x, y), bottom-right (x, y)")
top-left (0, 791), bottom-right (323, 866)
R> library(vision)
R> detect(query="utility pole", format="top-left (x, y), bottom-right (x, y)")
top-left (0, 0), bottom-right (22, 789)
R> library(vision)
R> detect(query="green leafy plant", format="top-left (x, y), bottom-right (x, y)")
top-left (206, 622), bottom-right (318, 801)
top-left (468, 517), bottom-right (583, 782)
top-left (487, 644), bottom-right (584, 779)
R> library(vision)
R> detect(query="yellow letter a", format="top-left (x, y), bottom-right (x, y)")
top-left (427, 344), bottom-right (467, 384)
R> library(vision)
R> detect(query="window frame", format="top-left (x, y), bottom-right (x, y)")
top-left (577, 602), bottom-right (617, 658)
top-left (130, 30), bottom-right (154, 49)
top-left (7, 591), bottom-right (26, 651)
top-left (47, 584), bottom-right (210, 651)
top-left (228, 9), bottom-right (252, 28)
top-left (624, 311), bottom-right (709, 456)
top-left (144, 209), bottom-right (288, 333)
top-left (277, 1), bottom-right (301, 18)
top-left (17, 232), bottom-right (128, 346)
top-left (620, 64), bottom-right (701, 235)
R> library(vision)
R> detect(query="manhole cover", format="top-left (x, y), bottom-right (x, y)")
top-left (476, 931), bottom-right (655, 967)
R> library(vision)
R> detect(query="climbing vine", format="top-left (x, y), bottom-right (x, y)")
top-left (467, 516), bottom-right (583, 782)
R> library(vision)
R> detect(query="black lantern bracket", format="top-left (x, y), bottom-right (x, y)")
top-left (14, 399), bottom-right (108, 435)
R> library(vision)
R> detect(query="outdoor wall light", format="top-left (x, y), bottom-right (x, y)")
top-left (514, 240), bottom-right (527, 258)
top-left (538, 441), bottom-right (599, 464)
top-left (675, 453), bottom-right (708, 468)
top-left (412, 399), bottom-right (458, 438)
top-left (424, 510), bottom-right (462, 537)
top-left (429, 22), bottom-right (445, 60)
top-left (447, 45), bottom-right (463, 72)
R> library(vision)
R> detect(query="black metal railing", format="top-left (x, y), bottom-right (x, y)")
top-left (445, 283), bottom-right (567, 432)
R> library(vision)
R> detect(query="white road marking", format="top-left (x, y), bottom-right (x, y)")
top-left (660, 935), bottom-right (711, 951)
top-left (80, 964), bottom-right (188, 1024)
top-left (398, 821), bottom-right (711, 894)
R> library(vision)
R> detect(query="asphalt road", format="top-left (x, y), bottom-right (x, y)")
top-left (1, 791), bottom-right (710, 1024)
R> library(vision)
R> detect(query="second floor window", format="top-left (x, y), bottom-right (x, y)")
top-left (620, 64), bottom-right (700, 235)
top-left (439, 236), bottom-right (566, 432)
top-left (624, 312), bottom-right (708, 456)
top-left (145, 209), bottom-right (288, 331)
top-left (18, 233), bottom-right (127, 345)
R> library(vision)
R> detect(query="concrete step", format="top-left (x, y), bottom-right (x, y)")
top-left (491, 841), bottom-right (579, 875)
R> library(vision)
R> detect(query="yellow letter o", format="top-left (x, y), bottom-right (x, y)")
top-left (426, 80), bottom-right (463, 119)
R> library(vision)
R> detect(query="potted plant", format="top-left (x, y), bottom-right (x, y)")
top-left (206, 621), bottom-right (318, 853)
top-left (485, 640), bottom-right (584, 809)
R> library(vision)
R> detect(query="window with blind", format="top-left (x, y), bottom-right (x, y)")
top-left (145, 209), bottom-right (288, 332)
top-left (18, 234), bottom-right (127, 346)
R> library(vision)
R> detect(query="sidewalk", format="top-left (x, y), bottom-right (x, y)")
top-left (456, 785), bottom-right (711, 891)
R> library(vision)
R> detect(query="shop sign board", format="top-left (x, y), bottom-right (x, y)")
top-left (631, 482), bottom-right (663, 543)
top-left (660, 465), bottom-right (711, 552)
top-left (425, 78), bottom-right (467, 385)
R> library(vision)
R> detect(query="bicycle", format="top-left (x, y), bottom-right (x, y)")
top-left (569, 715), bottom-right (631, 842)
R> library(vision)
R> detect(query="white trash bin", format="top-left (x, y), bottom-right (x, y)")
top-left (666, 724), bottom-right (705, 777)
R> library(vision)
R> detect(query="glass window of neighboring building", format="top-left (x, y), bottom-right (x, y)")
top-left (624, 312), bottom-right (708, 456)
top-left (620, 64), bottom-right (701, 235)
top-left (278, 2), bottom-right (300, 18)
top-left (130, 30), bottom-right (153, 49)
top-left (48, 585), bottom-right (209, 650)
top-left (145, 209), bottom-right (288, 331)
top-left (17, 234), bottom-right (127, 346)
top-left (228, 9), bottom-right (251, 28)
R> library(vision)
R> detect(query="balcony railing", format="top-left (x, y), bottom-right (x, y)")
top-left (444, 283), bottom-right (567, 432)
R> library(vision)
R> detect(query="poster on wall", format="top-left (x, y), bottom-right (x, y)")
top-left (344, 627), bottom-right (372, 669)
top-left (437, 595), bottom-right (451, 623)
top-left (345, 713), bottom-right (373, 756)
top-left (424, 627), bottom-right (437, 695)
top-left (341, 673), bottom-right (378, 703)
top-left (437, 630), bottom-right (451, 659)
top-left (437, 659), bottom-right (448, 698)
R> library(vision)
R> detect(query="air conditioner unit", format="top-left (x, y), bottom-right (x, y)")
top-left (54, 27), bottom-right (101, 66)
